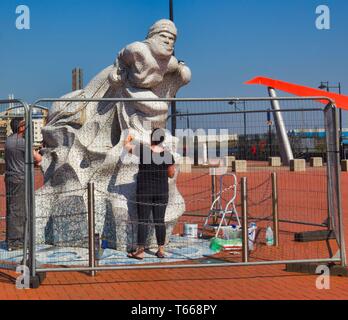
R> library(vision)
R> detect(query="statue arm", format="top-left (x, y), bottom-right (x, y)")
top-left (108, 44), bottom-right (136, 87)
top-left (177, 61), bottom-right (192, 85)
top-left (109, 42), bottom-right (149, 88)
top-left (33, 149), bottom-right (43, 167)
top-left (167, 56), bottom-right (191, 85)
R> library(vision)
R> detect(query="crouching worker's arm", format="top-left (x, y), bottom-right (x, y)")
top-left (33, 150), bottom-right (42, 167)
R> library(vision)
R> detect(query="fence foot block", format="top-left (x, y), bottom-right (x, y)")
top-left (290, 159), bottom-right (306, 172)
top-left (285, 263), bottom-right (348, 277)
top-left (232, 160), bottom-right (247, 173)
top-left (269, 157), bottom-right (281, 167)
top-left (30, 272), bottom-right (46, 289)
top-left (225, 156), bottom-right (236, 167)
top-left (294, 230), bottom-right (335, 242)
top-left (310, 157), bottom-right (323, 167)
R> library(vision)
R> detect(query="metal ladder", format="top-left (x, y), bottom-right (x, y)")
top-left (200, 173), bottom-right (241, 238)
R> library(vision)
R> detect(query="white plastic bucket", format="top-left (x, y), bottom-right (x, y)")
top-left (184, 224), bottom-right (198, 238)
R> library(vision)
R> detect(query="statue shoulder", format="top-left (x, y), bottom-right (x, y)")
top-left (121, 41), bottom-right (150, 57)
top-left (118, 42), bottom-right (151, 67)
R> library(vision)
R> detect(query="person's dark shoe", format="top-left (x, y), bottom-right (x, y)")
top-left (127, 248), bottom-right (145, 260)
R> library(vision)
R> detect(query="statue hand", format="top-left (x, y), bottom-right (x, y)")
top-left (108, 68), bottom-right (123, 88)
top-left (177, 62), bottom-right (192, 85)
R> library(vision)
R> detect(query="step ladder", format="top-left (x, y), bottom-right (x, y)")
top-left (200, 173), bottom-right (241, 238)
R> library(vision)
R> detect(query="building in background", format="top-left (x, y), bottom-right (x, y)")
top-left (0, 105), bottom-right (47, 155)
top-left (8, 94), bottom-right (14, 111)
top-left (0, 119), bottom-right (7, 158)
top-left (32, 109), bottom-right (47, 147)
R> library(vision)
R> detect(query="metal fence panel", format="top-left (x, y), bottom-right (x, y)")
top-left (324, 104), bottom-right (346, 265)
top-left (28, 97), bottom-right (344, 274)
top-left (0, 100), bottom-right (30, 272)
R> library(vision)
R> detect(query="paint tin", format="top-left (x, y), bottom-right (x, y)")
top-left (221, 226), bottom-right (242, 240)
top-left (184, 224), bottom-right (198, 238)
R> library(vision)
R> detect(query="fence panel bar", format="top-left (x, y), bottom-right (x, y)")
top-left (272, 172), bottom-right (279, 247)
top-left (0, 100), bottom-right (29, 272)
top-left (241, 177), bottom-right (249, 263)
top-left (87, 182), bottom-right (96, 276)
top-left (324, 103), bottom-right (346, 266)
top-left (35, 258), bottom-right (341, 273)
top-left (27, 103), bottom-right (37, 279)
top-left (332, 106), bottom-right (347, 266)
top-left (23, 96), bottom-right (344, 276)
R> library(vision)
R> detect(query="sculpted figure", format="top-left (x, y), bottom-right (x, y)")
top-left (35, 20), bottom-right (191, 251)
top-left (109, 19), bottom-right (191, 139)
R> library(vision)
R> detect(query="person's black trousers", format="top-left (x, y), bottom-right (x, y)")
top-left (5, 177), bottom-right (26, 247)
top-left (136, 193), bottom-right (168, 247)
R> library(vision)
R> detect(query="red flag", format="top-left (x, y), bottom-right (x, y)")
top-left (245, 76), bottom-right (348, 110)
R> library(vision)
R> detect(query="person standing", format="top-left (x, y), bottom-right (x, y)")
top-left (124, 128), bottom-right (176, 259)
top-left (5, 118), bottom-right (42, 251)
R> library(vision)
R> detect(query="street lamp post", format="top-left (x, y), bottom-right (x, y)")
top-left (243, 101), bottom-right (247, 159)
top-left (169, 0), bottom-right (174, 20)
top-left (169, 0), bottom-right (176, 136)
top-left (177, 108), bottom-right (190, 129)
top-left (318, 81), bottom-right (344, 159)
top-left (186, 109), bottom-right (190, 129)
top-left (229, 101), bottom-right (247, 159)
top-left (177, 108), bottom-right (190, 156)
top-left (267, 110), bottom-right (273, 157)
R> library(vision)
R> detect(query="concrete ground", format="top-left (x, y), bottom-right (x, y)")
top-left (0, 167), bottom-right (347, 300)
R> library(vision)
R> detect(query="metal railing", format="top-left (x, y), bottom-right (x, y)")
top-left (0, 99), bottom-right (32, 272)
top-left (0, 96), bottom-right (345, 284)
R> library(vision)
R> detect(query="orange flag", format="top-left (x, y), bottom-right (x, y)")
top-left (245, 76), bottom-right (348, 110)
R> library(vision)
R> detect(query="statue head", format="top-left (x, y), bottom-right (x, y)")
top-left (146, 19), bottom-right (177, 58)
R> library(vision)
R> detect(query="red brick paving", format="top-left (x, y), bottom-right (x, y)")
top-left (0, 168), bottom-right (347, 300)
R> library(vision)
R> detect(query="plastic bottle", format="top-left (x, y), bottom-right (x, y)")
top-left (248, 223), bottom-right (257, 251)
top-left (266, 226), bottom-right (274, 246)
top-left (101, 237), bottom-right (108, 250)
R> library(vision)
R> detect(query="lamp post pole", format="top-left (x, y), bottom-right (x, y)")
top-left (243, 101), bottom-right (247, 159)
top-left (169, 0), bottom-right (176, 136)
top-left (319, 81), bottom-right (344, 159)
top-left (186, 109), bottom-right (190, 129)
top-left (229, 101), bottom-right (247, 159)
top-left (267, 110), bottom-right (273, 157)
top-left (169, 0), bottom-right (174, 20)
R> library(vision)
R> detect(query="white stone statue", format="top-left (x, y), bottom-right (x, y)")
top-left (36, 19), bottom-right (191, 251)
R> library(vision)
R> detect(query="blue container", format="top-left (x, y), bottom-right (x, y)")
top-left (101, 239), bottom-right (108, 250)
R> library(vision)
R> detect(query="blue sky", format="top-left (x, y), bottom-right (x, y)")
top-left (0, 0), bottom-right (347, 108)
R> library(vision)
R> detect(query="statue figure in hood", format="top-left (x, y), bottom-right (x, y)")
top-left (36, 19), bottom-right (191, 251)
